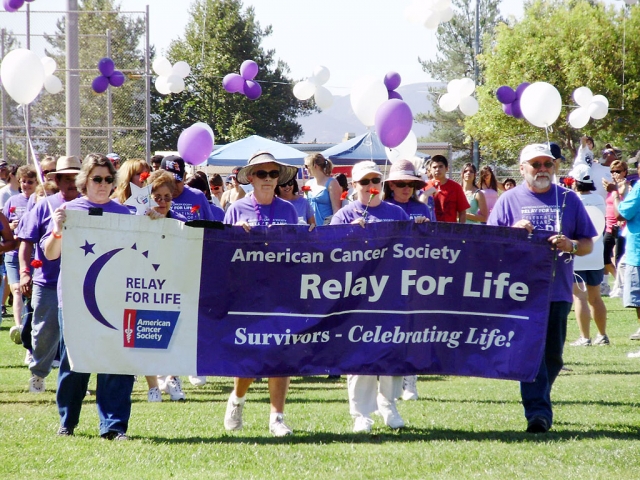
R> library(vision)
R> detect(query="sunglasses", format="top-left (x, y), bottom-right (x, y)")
top-left (357, 177), bottom-right (382, 186)
top-left (212, 186), bottom-right (221, 190)
top-left (611, 170), bottom-right (624, 174)
top-left (153, 194), bottom-right (172, 203)
top-left (281, 180), bottom-right (296, 187)
top-left (254, 169), bottom-right (280, 180)
top-left (21, 179), bottom-right (35, 185)
top-left (528, 161), bottom-right (555, 170)
top-left (90, 175), bottom-right (115, 184)
top-left (392, 181), bottom-right (419, 188)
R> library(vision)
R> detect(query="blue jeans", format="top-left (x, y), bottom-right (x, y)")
top-left (57, 308), bottom-right (135, 436)
top-left (520, 301), bottom-right (571, 426)
top-left (29, 285), bottom-right (60, 378)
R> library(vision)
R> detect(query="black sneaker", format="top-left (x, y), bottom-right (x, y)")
top-left (102, 431), bottom-right (128, 441)
top-left (526, 416), bottom-right (550, 434)
top-left (57, 426), bottom-right (74, 436)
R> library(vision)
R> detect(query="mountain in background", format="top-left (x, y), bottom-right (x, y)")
top-left (295, 82), bottom-right (445, 144)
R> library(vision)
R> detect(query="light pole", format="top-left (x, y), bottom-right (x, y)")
top-left (66, 0), bottom-right (80, 156)
top-left (473, 0), bottom-right (480, 168)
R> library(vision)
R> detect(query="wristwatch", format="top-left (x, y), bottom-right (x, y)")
top-left (570, 240), bottom-right (578, 254)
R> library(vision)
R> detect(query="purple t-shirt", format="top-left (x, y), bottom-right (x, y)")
top-left (17, 192), bottom-right (78, 287)
top-left (286, 195), bottom-right (314, 224)
top-left (4, 194), bottom-right (30, 258)
top-left (172, 185), bottom-right (223, 222)
top-left (488, 183), bottom-right (597, 303)
top-left (387, 197), bottom-right (436, 222)
top-left (224, 195), bottom-right (298, 226)
top-left (330, 200), bottom-right (410, 225)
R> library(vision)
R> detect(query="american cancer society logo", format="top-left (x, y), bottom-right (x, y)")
top-left (80, 240), bottom-right (181, 350)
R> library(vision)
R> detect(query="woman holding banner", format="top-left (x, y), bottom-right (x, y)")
top-left (223, 151), bottom-right (303, 437)
top-left (44, 153), bottom-right (135, 440)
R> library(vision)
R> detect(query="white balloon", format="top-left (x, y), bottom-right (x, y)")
top-left (438, 6), bottom-right (454, 22)
top-left (588, 100), bottom-right (608, 120)
top-left (584, 205), bottom-right (606, 240)
top-left (155, 75), bottom-right (171, 95)
top-left (313, 85), bottom-right (333, 110)
top-left (172, 61), bottom-right (191, 79)
top-left (520, 82), bottom-right (562, 128)
top-left (167, 74), bottom-right (185, 93)
top-left (423, 9), bottom-right (442, 30)
top-left (152, 57), bottom-right (173, 77)
top-left (573, 86), bottom-right (593, 107)
top-left (310, 66), bottom-right (330, 86)
top-left (192, 122), bottom-right (215, 143)
top-left (41, 56), bottom-right (57, 76)
top-left (386, 131), bottom-right (418, 163)
top-left (568, 106), bottom-right (590, 129)
top-left (458, 96), bottom-right (479, 116)
top-left (591, 94), bottom-right (609, 109)
top-left (0, 49), bottom-right (45, 105)
top-left (44, 75), bottom-right (62, 95)
top-left (438, 92), bottom-right (459, 112)
top-left (350, 75), bottom-right (388, 127)
top-left (293, 80), bottom-right (316, 100)
top-left (447, 78), bottom-right (462, 97)
top-left (458, 78), bottom-right (476, 97)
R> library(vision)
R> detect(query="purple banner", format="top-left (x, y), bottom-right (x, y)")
top-left (196, 222), bottom-right (554, 382)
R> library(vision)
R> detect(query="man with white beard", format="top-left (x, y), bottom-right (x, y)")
top-left (488, 143), bottom-right (596, 434)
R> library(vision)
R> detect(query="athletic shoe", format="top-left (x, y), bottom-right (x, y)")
top-left (269, 414), bottom-right (293, 437)
top-left (188, 375), bottom-right (206, 386)
top-left (102, 431), bottom-right (128, 440)
top-left (630, 328), bottom-right (640, 341)
top-left (376, 394), bottom-right (405, 429)
top-left (165, 377), bottom-right (185, 401)
top-left (57, 426), bottom-right (74, 436)
top-left (570, 337), bottom-right (591, 346)
top-left (593, 334), bottom-right (610, 346)
top-left (24, 350), bottom-right (33, 366)
top-left (51, 360), bottom-right (60, 368)
top-left (224, 396), bottom-right (244, 431)
top-left (526, 416), bottom-right (550, 433)
top-left (353, 415), bottom-right (374, 433)
top-left (9, 325), bottom-right (22, 344)
top-left (1, 306), bottom-right (6, 316)
top-left (627, 350), bottom-right (640, 358)
top-left (401, 375), bottom-right (419, 401)
top-left (147, 386), bottom-right (162, 402)
top-left (29, 374), bottom-right (45, 394)
top-left (600, 282), bottom-right (611, 296)
top-left (609, 287), bottom-right (623, 298)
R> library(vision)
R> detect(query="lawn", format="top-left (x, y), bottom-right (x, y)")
top-left (1, 297), bottom-right (639, 479)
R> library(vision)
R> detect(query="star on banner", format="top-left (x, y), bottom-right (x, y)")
top-left (124, 183), bottom-right (158, 215)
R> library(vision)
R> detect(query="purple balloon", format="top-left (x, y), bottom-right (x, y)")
top-left (98, 57), bottom-right (115, 77)
top-left (222, 73), bottom-right (244, 93)
top-left (177, 125), bottom-right (214, 166)
top-left (384, 71), bottom-right (402, 91)
top-left (9, 0), bottom-right (24, 8)
top-left (511, 98), bottom-right (524, 119)
top-left (3, 0), bottom-right (22, 12)
top-left (108, 70), bottom-right (125, 87)
top-left (502, 103), bottom-right (513, 117)
top-left (243, 80), bottom-right (262, 100)
top-left (375, 99), bottom-right (413, 149)
top-left (388, 90), bottom-right (403, 101)
top-left (496, 86), bottom-right (516, 104)
top-left (515, 82), bottom-right (530, 99)
top-left (92, 76), bottom-right (109, 94)
top-left (240, 60), bottom-right (259, 80)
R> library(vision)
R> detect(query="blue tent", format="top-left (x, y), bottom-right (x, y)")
top-left (207, 135), bottom-right (307, 166)
top-left (321, 131), bottom-right (389, 166)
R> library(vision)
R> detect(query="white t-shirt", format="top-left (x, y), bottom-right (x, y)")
top-left (573, 192), bottom-right (605, 272)
top-left (589, 162), bottom-right (612, 202)
top-left (0, 184), bottom-right (19, 210)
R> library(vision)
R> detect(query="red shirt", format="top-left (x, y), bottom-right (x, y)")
top-left (426, 179), bottom-right (470, 222)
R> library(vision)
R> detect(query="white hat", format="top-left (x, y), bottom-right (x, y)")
top-left (519, 144), bottom-right (555, 164)
top-left (351, 161), bottom-right (381, 182)
top-left (387, 159), bottom-right (426, 188)
top-left (236, 151), bottom-right (298, 185)
top-left (569, 164), bottom-right (593, 184)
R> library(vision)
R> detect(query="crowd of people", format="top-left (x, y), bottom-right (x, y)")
top-left (1, 137), bottom-right (638, 439)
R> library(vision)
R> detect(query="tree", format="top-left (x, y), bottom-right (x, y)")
top-left (465, 0), bottom-right (640, 165)
top-left (151, 0), bottom-right (313, 151)
top-left (415, 0), bottom-right (503, 163)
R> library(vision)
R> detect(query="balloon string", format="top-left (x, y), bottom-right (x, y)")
top-left (21, 106), bottom-right (54, 218)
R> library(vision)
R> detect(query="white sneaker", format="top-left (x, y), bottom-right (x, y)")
top-left (627, 350), bottom-right (640, 358)
top-left (24, 350), bottom-right (33, 366)
top-left (269, 414), bottom-right (293, 437)
top-left (570, 337), bottom-right (591, 346)
top-left (401, 375), bottom-right (419, 401)
top-left (224, 396), bottom-right (244, 431)
top-left (29, 374), bottom-right (45, 394)
top-left (600, 282), bottom-right (611, 296)
top-left (51, 360), bottom-right (60, 369)
top-left (376, 394), bottom-right (405, 429)
top-left (165, 377), bottom-right (186, 401)
top-left (9, 325), bottom-right (22, 344)
top-left (147, 386), bottom-right (162, 402)
top-left (189, 375), bottom-right (206, 386)
top-left (353, 415), bottom-right (374, 433)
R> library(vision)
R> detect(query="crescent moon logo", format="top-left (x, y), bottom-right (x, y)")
top-left (83, 248), bottom-right (124, 330)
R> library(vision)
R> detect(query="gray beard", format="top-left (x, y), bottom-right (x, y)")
top-left (524, 172), bottom-right (551, 190)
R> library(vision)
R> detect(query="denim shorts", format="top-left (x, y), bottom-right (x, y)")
top-left (5, 254), bottom-right (20, 285)
top-left (574, 269), bottom-right (604, 287)
top-left (624, 265), bottom-right (640, 308)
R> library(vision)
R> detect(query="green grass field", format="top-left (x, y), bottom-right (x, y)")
top-left (1, 297), bottom-right (640, 479)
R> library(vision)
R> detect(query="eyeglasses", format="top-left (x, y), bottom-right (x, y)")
top-left (90, 176), bottom-right (115, 184)
top-left (528, 161), bottom-right (555, 170)
top-left (21, 179), bottom-right (35, 185)
top-left (392, 181), bottom-right (419, 188)
top-left (357, 177), bottom-right (382, 186)
top-left (153, 194), bottom-right (172, 203)
top-left (281, 180), bottom-right (295, 187)
top-left (254, 169), bottom-right (280, 180)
